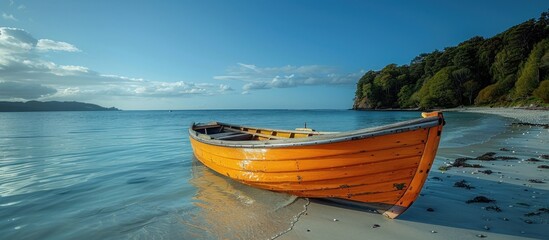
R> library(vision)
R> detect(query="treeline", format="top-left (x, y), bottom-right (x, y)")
top-left (0, 101), bottom-right (120, 112)
top-left (353, 11), bottom-right (549, 109)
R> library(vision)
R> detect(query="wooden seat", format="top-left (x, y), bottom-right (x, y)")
top-left (208, 132), bottom-right (238, 139)
top-left (223, 127), bottom-right (288, 140)
top-left (216, 133), bottom-right (252, 140)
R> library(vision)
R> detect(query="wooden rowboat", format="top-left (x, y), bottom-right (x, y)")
top-left (188, 112), bottom-right (445, 218)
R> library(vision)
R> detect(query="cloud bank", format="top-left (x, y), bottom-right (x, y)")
top-left (36, 39), bottom-right (80, 52)
top-left (0, 27), bottom-right (232, 103)
top-left (215, 63), bottom-right (361, 93)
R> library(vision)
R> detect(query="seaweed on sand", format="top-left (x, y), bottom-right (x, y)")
top-left (466, 196), bottom-right (495, 204)
top-left (454, 180), bottom-right (475, 189)
top-left (453, 158), bottom-right (482, 168)
top-left (485, 205), bottom-right (502, 212)
top-left (475, 152), bottom-right (497, 160)
top-left (475, 152), bottom-right (518, 161)
top-left (525, 208), bottom-right (549, 217)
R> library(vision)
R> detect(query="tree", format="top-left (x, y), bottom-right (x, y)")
top-left (477, 37), bottom-right (502, 85)
top-left (398, 85), bottom-right (415, 108)
top-left (453, 36), bottom-right (483, 71)
top-left (433, 47), bottom-right (457, 73)
top-left (409, 53), bottom-right (428, 80)
top-left (491, 19), bottom-right (546, 83)
top-left (533, 80), bottom-right (549, 102)
top-left (418, 67), bottom-right (460, 108)
top-left (475, 83), bottom-right (499, 104)
top-left (541, 51), bottom-right (549, 81)
top-left (514, 39), bottom-right (548, 100)
top-left (372, 64), bottom-right (403, 107)
top-left (475, 75), bottom-right (516, 104)
top-left (423, 50), bottom-right (443, 77)
top-left (463, 80), bottom-right (480, 105)
top-left (355, 71), bottom-right (377, 100)
top-left (355, 81), bottom-right (364, 100)
top-left (452, 68), bottom-right (473, 104)
top-left (491, 49), bottom-right (517, 84)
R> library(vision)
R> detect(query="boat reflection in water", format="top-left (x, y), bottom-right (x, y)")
top-left (187, 159), bottom-right (308, 239)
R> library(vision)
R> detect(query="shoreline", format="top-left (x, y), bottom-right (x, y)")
top-left (352, 106), bottom-right (549, 125)
top-left (279, 108), bottom-right (549, 240)
top-left (443, 107), bottom-right (549, 125)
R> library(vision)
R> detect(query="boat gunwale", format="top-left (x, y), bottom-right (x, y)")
top-left (188, 116), bottom-right (442, 148)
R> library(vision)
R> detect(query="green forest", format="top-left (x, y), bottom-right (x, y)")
top-left (353, 11), bottom-right (549, 110)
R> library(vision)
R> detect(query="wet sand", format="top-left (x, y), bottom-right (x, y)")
top-left (278, 108), bottom-right (549, 240)
top-left (448, 107), bottom-right (549, 125)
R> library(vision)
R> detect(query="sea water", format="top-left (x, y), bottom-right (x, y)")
top-left (0, 110), bottom-right (509, 239)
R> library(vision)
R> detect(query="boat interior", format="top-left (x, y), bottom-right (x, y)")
top-left (193, 122), bottom-right (326, 141)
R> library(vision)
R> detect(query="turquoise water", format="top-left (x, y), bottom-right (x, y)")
top-left (0, 110), bottom-right (509, 239)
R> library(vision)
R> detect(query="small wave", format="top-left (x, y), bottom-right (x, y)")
top-left (182, 163), bottom-right (313, 239)
top-left (440, 112), bottom-right (508, 148)
top-left (271, 198), bottom-right (310, 240)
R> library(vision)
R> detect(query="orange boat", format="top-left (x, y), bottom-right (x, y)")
top-left (188, 112), bottom-right (445, 218)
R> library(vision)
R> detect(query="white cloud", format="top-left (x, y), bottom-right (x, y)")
top-left (0, 27), bottom-right (35, 48)
top-left (237, 63), bottom-right (259, 72)
top-left (59, 65), bottom-right (89, 72)
top-left (2, 13), bottom-right (17, 21)
top-left (219, 84), bottom-right (233, 92)
top-left (216, 63), bottom-right (360, 93)
top-left (213, 75), bottom-right (246, 80)
top-left (51, 65), bottom-right (89, 76)
top-left (130, 81), bottom-right (209, 96)
top-left (243, 81), bottom-right (270, 91)
top-left (18, 5), bottom-right (25, 10)
top-left (36, 39), bottom-right (80, 52)
top-left (100, 74), bottom-right (144, 82)
top-left (0, 27), bottom-right (234, 102)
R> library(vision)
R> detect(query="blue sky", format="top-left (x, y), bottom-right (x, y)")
top-left (0, 0), bottom-right (547, 110)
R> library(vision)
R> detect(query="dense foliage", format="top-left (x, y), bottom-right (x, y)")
top-left (353, 11), bottom-right (549, 109)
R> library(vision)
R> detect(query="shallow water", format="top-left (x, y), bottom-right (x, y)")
top-left (0, 110), bottom-right (509, 239)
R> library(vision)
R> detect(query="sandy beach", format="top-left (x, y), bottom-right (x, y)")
top-left (279, 108), bottom-right (549, 240)
top-left (447, 107), bottom-right (549, 125)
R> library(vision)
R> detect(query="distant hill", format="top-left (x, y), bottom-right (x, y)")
top-left (353, 11), bottom-right (549, 110)
top-left (0, 101), bottom-right (120, 112)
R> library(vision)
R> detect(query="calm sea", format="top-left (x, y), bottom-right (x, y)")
top-left (0, 110), bottom-right (509, 239)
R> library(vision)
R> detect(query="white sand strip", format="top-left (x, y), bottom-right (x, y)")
top-left (446, 107), bottom-right (549, 125)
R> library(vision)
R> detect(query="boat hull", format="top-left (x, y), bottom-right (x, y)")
top-left (189, 113), bottom-right (444, 218)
